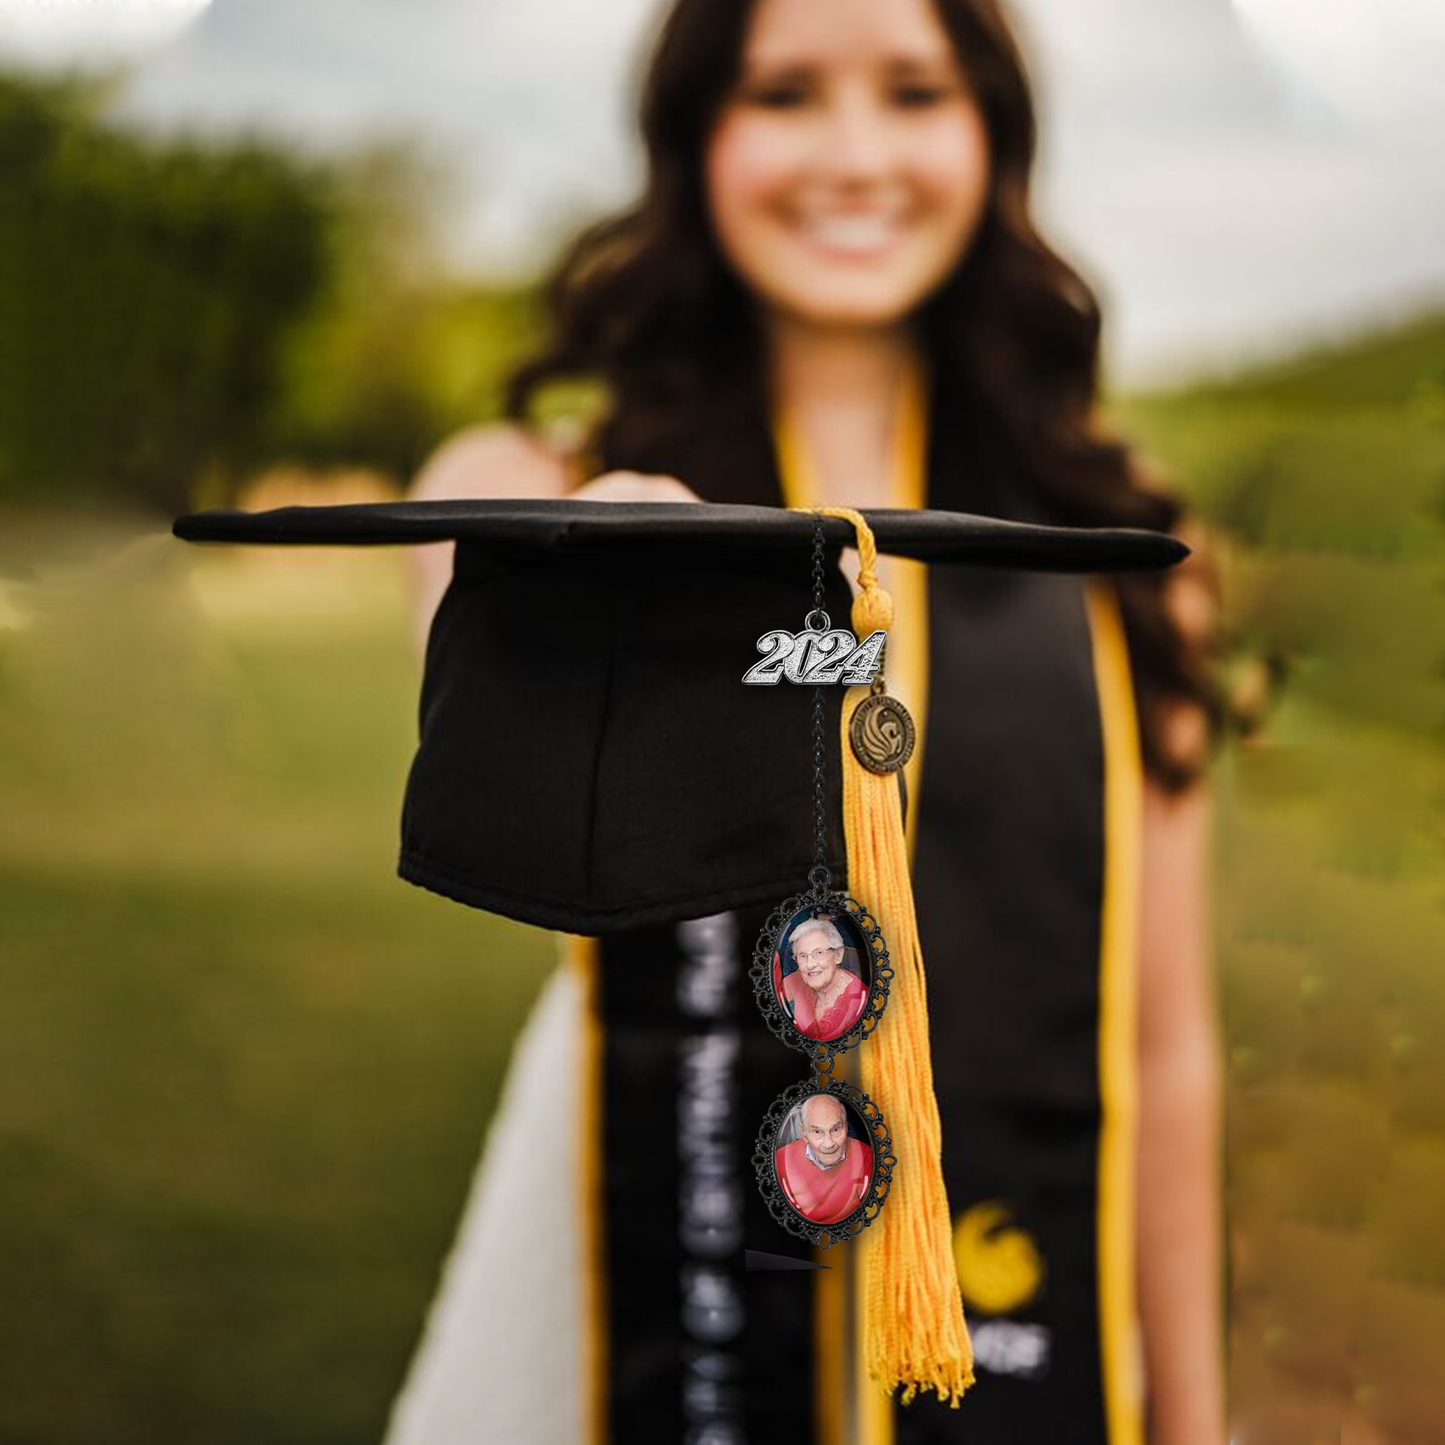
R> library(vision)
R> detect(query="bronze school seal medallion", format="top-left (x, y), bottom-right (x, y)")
top-left (848, 689), bottom-right (916, 775)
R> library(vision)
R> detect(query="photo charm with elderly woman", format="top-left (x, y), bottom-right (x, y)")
top-left (749, 892), bottom-right (893, 1067)
top-left (778, 910), bottom-right (869, 1042)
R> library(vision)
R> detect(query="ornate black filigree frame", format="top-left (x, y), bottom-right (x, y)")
top-left (750, 889), bottom-right (893, 1071)
top-left (753, 1079), bottom-right (895, 1247)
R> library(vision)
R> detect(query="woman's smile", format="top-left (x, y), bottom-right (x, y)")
top-left (788, 207), bottom-right (911, 260)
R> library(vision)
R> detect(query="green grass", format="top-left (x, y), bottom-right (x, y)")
top-left (0, 536), bottom-right (552, 1444)
top-left (1121, 311), bottom-right (1445, 1439)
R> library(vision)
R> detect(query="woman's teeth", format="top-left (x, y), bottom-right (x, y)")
top-left (798, 214), bottom-right (902, 255)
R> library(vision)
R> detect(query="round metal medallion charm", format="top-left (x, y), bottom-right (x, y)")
top-left (849, 692), bottom-right (916, 774)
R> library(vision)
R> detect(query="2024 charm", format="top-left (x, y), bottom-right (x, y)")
top-left (741, 610), bottom-right (885, 687)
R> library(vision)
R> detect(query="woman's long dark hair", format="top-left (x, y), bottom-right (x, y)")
top-left (503, 0), bottom-right (1222, 791)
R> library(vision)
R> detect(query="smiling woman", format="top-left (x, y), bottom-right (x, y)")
top-left (387, 0), bottom-right (1227, 1442)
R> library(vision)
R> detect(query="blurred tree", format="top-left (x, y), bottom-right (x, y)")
top-left (269, 135), bottom-right (544, 482)
top-left (0, 69), bottom-right (332, 516)
top-left (0, 69), bottom-right (557, 516)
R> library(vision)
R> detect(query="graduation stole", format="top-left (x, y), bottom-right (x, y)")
top-left (745, 362), bottom-right (975, 1407)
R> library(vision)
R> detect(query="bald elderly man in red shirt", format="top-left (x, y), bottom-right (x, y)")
top-left (774, 1093), bottom-right (873, 1226)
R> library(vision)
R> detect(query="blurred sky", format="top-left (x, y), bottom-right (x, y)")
top-left (6, 0), bottom-right (1444, 385)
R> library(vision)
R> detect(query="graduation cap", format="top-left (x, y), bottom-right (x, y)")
top-left (173, 498), bottom-right (1181, 936)
top-left (173, 494), bottom-right (1185, 1405)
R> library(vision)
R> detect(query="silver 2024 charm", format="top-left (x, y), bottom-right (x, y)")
top-left (741, 609), bottom-right (885, 687)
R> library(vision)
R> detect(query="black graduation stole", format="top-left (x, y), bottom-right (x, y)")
top-left (574, 373), bottom-right (1146, 1443)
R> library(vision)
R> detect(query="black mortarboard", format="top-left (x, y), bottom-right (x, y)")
top-left (172, 499), bottom-right (1184, 937)
top-left (174, 493), bottom-right (1186, 1404)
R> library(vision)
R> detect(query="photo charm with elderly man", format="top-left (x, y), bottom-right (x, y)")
top-left (775, 1093), bottom-right (874, 1225)
top-left (732, 499), bottom-right (911, 1253)
top-left (754, 1079), bottom-right (894, 1244)
top-left (749, 887), bottom-right (897, 1247)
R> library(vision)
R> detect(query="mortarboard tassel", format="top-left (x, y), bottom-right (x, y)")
top-left (810, 504), bottom-right (976, 1408)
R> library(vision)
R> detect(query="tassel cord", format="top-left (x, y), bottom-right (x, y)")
top-left (788, 503), bottom-right (976, 1407)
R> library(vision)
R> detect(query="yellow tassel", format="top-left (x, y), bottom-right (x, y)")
top-left (807, 504), bottom-right (976, 1408)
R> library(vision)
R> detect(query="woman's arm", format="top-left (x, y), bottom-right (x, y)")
top-left (1136, 773), bottom-right (1228, 1444)
top-left (404, 423), bottom-right (700, 661)
top-left (404, 423), bottom-right (573, 660)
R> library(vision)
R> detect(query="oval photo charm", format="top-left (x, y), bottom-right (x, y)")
top-left (750, 890), bottom-right (892, 1068)
top-left (753, 1080), bottom-right (894, 1247)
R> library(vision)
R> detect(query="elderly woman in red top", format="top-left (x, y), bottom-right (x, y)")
top-left (778, 916), bottom-right (869, 1042)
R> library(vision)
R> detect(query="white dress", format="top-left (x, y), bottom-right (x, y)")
top-left (382, 947), bottom-right (586, 1445)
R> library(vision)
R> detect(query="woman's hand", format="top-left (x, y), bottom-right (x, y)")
top-left (569, 471), bottom-right (702, 503)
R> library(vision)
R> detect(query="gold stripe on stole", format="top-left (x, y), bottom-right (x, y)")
top-left (1084, 582), bottom-right (1146, 1445)
top-left (564, 934), bottom-right (609, 1445)
top-left (773, 363), bottom-right (928, 1445)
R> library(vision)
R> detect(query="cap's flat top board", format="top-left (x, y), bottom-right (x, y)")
top-left (173, 499), bottom-right (1186, 572)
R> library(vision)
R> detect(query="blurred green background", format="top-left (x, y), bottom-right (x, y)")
top-left (1115, 328), bottom-right (1445, 1444)
top-left (2, 67), bottom-right (1444, 1445)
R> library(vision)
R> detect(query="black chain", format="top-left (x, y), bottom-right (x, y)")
top-left (807, 510), bottom-right (832, 902)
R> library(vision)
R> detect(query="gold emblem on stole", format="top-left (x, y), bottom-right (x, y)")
top-left (952, 1201), bottom-right (1046, 1316)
